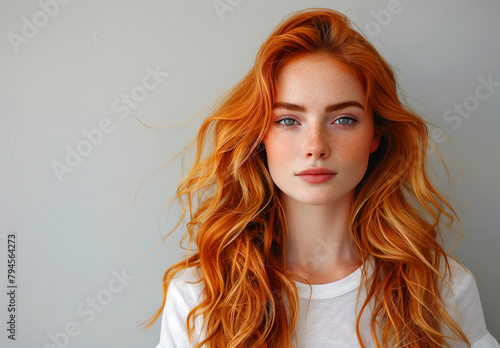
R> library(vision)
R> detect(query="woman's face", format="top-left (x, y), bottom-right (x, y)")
top-left (263, 53), bottom-right (380, 207)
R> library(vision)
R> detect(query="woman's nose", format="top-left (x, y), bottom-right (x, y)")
top-left (304, 125), bottom-right (330, 159)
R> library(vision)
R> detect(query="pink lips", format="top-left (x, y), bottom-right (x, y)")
top-left (296, 168), bottom-right (337, 184)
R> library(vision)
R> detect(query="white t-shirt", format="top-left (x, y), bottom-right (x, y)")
top-left (155, 259), bottom-right (499, 347)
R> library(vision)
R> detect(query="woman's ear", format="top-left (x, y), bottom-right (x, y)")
top-left (370, 130), bottom-right (381, 153)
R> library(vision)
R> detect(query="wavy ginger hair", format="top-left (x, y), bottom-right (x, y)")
top-left (145, 8), bottom-right (469, 347)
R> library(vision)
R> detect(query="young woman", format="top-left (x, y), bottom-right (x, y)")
top-left (146, 8), bottom-right (499, 348)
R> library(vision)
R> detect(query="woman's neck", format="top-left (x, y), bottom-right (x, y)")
top-left (282, 191), bottom-right (360, 284)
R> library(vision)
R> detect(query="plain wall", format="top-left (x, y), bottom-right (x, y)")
top-left (0, 0), bottom-right (498, 346)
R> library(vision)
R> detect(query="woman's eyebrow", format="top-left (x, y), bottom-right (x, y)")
top-left (272, 101), bottom-right (364, 112)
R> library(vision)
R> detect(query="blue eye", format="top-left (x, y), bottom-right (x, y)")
top-left (277, 118), bottom-right (298, 126)
top-left (335, 117), bottom-right (356, 127)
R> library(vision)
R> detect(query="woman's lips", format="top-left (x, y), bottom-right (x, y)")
top-left (296, 168), bottom-right (337, 184)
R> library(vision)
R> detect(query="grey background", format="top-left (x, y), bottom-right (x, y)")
top-left (0, 0), bottom-right (498, 347)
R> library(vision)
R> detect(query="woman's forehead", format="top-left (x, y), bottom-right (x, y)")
top-left (274, 54), bottom-right (366, 108)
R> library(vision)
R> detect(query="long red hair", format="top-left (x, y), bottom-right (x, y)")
top-left (144, 8), bottom-right (469, 347)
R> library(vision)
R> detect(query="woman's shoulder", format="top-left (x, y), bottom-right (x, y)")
top-left (438, 256), bottom-right (479, 308)
top-left (442, 255), bottom-right (470, 278)
top-left (439, 256), bottom-right (500, 347)
top-left (162, 266), bottom-right (206, 320)
top-left (156, 266), bottom-right (206, 347)
top-left (439, 256), bottom-right (475, 297)
top-left (167, 265), bottom-right (205, 303)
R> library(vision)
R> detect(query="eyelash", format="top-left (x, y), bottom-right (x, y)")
top-left (275, 116), bottom-right (358, 128)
